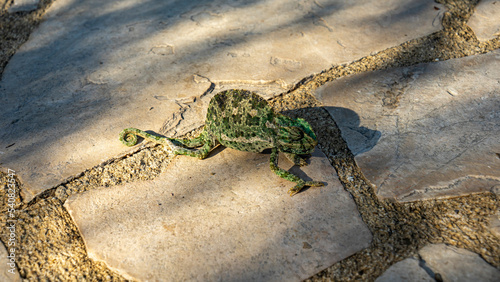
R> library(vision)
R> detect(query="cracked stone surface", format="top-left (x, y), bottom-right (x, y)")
top-left (419, 244), bottom-right (500, 282)
top-left (468, 0), bottom-right (500, 42)
top-left (65, 148), bottom-right (372, 281)
top-left (0, 0), bottom-right (444, 201)
top-left (375, 258), bottom-right (433, 282)
top-left (314, 49), bottom-right (500, 202)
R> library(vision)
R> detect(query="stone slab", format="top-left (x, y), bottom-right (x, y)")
top-left (7, 0), bottom-right (40, 13)
top-left (65, 148), bottom-right (372, 281)
top-left (468, 0), bottom-right (500, 42)
top-left (419, 244), bottom-right (500, 282)
top-left (488, 211), bottom-right (500, 239)
top-left (0, 243), bottom-right (22, 282)
top-left (314, 49), bottom-right (500, 202)
top-left (0, 0), bottom-right (444, 201)
top-left (375, 258), bottom-right (433, 282)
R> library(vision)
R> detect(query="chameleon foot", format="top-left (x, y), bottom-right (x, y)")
top-left (284, 152), bottom-right (308, 166)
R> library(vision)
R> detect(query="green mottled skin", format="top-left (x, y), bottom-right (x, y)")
top-left (119, 89), bottom-right (323, 196)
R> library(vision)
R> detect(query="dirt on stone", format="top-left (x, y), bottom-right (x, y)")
top-left (0, 0), bottom-right (499, 281)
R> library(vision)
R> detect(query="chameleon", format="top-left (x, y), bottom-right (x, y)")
top-left (119, 89), bottom-right (324, 196)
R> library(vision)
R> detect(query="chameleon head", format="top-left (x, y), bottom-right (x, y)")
top-left (274, 115), bottom-right (318, 154)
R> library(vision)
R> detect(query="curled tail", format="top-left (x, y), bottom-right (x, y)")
top-left (119, 128), bottom-right (171, 147)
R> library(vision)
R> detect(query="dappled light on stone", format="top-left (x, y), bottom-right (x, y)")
top-left (0, 0), bottom-right (444, 200)
top-left (65, 148), bottom-right (372, 281)
top-left (1, 0), bottom-right (498, 280)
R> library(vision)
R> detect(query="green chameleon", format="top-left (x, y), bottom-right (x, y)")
top-left (119, 89), bottom-right (323, 196)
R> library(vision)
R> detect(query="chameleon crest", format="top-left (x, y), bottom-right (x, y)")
top-left (120, 89), bottom-right (323, 196)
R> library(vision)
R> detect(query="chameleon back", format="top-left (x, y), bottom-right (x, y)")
top-left (204, 90), bottom-right (277, 153)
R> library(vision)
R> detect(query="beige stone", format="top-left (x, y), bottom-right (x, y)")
top-left (7, 0), bottom-right (39, 13)
top-left (375, 258), bottom-right (433, 282)
top-left (0, 243), bottom-right (22, 282)
top-left (314, 50), bottom-right (500, 202)
top-left (468, 0), bottom-right (500, 41)
top-left (65, 148), bottom-right (372, 281)
top-left (488, 212), bottom-right (500, 239)
top-left (419, 244), bottom-right (500, 282)
top-left (0, 0), bottom-right (444, 201)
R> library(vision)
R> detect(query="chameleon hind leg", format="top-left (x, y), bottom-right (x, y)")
top-left (168, 135), bottom-right (205, 148)
top-left (168, 130), bottom-right (218, 159)
top-left (269, 148), bottom-right (324, 196)
top-left (171, 137), bottom-right (218, 159)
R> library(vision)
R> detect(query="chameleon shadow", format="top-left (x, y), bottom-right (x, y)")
top-left (280, 105), bottom-right (381, 157)
top-left (322, 106), bottom-right (381, 156)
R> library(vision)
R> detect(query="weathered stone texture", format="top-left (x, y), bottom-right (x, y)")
top-left (0, 0), bottom-right (444, 200)
top-left (314, 50), bottom-right (500, 201)
top-left (468, 0), bottom-right (500, 42)
top-left (65, 148), bottom-right (372, 281)
top-left (419, 244), bottom-right (500, 282)
top-left (488, 211), bottom-right (500, 239)
top-left (376, 244), bottom-right (500, 282)
top-left (375, 258), bottom-right (433, 282)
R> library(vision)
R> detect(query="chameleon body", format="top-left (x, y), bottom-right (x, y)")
top-left (119, 89), bottom-right (323, 196)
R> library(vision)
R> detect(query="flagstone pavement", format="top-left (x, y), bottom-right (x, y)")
top-left (0, 0), bottom-right (499, 281)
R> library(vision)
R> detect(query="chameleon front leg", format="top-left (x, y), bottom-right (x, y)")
top-left (283, 152), bottom-right (308, 166)
top-left (269, 148), bottom-right (324, 196)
